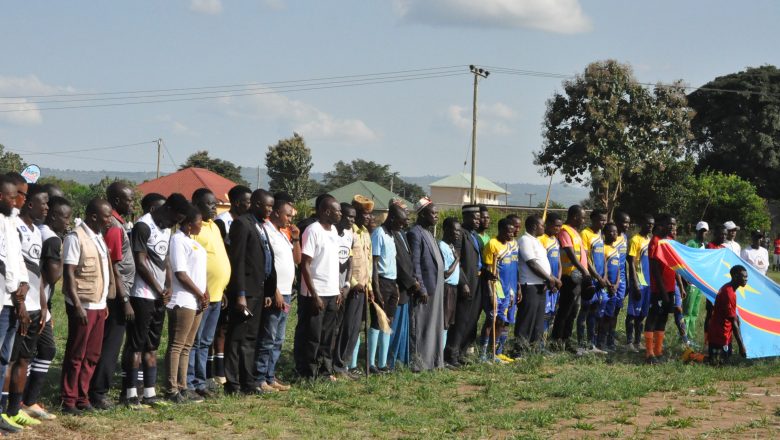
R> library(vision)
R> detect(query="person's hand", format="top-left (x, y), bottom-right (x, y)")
top-left (462, 283), bottom-right (471, 299)
top-left (221, 295), bottom-right (228, 310)
top-left (312, 296), bottom-right (325, 313)
top-left (552, 277), bottom-right (563, 291)
top-left (264, 297), bottom-right (272, 308)
top-left (274, 291), bottom-right (285, 310)
top-left (236, 295), bottom-right (248, 315)
top-left (203, 290), bottom-right (211, 308)
top-left (418, 292), bottom-right (429, 305)
top-left (289, 224), bottom-right (300, 241)
top-left (352, 283), bottom-right (365, 294)
top-left (336, 293), bottom-right (345, 308)
top-left (17, 304), bottom-right (30, 336)
top-left (516, 290), bottom-right (523, 305)
top-left (160, 288), bottom-right (172, 306)
top-left (73, 304), bottom-right (88, 326)
top-left (681, 290), bottom-right (687, 300)
top-left (739, 347), bottom-right (747, 358)
top-left (367, 289), bottom-right (375, 303)
top-left (414, 280), bottom-right (421, 292)
top-left (38, 305), bottom-right (48, 335)
top-left (123, 299), bottom-right (135, 322)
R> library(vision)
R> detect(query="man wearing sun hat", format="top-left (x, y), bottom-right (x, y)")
top-left (723, 221), bottom-right (741, 255)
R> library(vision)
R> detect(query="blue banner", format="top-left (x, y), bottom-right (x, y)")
top-left (656, 240), bottom-right (780, 358)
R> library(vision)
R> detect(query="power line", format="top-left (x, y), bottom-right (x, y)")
top-left (10, 140), bottom-right (157, 155)
top-left (0, 71), bottom-right (468, 113)
top-left (0, 65), bottom-right (465, 100)
top-left (160, 138), bottom-right (179, 170)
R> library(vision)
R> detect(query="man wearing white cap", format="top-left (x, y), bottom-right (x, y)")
top-left (722, 221), bottom-right (741, 255)
top-left (683, 222), bottom-right (708, 343)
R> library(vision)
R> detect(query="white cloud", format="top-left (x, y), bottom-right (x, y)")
top-left (0, 75), bottom-right (75, 126)
top-left (190, 0), bottom-right (223, 15)
top-left (218, 93), bottom-right (378, 143)
top-left (262, 0), bottom-right (286, 11)
top-left (447, 101), bottom-right (518, 135)
top-left (393, 0), bottom-right (591, 34)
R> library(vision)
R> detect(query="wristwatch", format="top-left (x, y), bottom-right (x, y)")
top-left (122, 295), bottom-right (130, 304)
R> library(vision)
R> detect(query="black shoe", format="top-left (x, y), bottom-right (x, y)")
top-left (166, 392), bottom-right (187, 404)
top-left (76, 403), bottom-right (95, 413)
top-left (60, 405), bottom-right (83, 416)
top-left (182, 390), bottom-right (205, 403)
top-left (141, 395), bottom-right (171, 408)
top-left (378, 367), bottom-right (392, 374)
top-left (91, 398), bottom-right (114, 411)
top-left (368, 365), bottom-right (381, 375)
top-left (195, 387), bottom-right (215, 399)
top-left (121, 396), bottom-right (147, 409)
top-left (240, 388), bottom-right (264, 396)
top-left (348, 368), bottom-right (364, 377)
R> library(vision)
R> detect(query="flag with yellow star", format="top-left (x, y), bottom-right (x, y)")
top-left (656, 239), bottom-right (780, 359)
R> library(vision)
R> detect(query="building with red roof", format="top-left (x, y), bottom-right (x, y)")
top-left (137, 167), bottom-right (238, 209)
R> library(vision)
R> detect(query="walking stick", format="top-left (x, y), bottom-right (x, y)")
top-left (542, 171), bottom-right (554, 222)
top-left (365, 288), bottom-right (370, 379)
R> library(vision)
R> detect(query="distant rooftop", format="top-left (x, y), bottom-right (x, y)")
top-left (309, 180), bottom-right (412, 210)
top-left (429, 173), bottom-right (509, 194)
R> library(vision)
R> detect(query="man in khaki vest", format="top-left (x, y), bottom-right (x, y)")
top-left (60, 198), bottom-right (114, 415)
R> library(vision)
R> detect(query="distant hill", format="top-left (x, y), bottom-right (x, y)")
top-left (41, 167), bottom-right (588, 206)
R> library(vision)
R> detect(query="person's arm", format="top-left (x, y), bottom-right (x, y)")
top-left (63, 264), bottom-right (87, 325)
top-left (407, 228), bottom-right (428, 302)
top-left (731, 316), bottom-right (746, 358)
top-left (289, 224), bottom-right (302, 265)
top-left (299, 254), bottom-right (323, 312)
top-left (227, 219), bottom-right (250, 313)
top-left (131, 223), bottom-right (164, 297)
top-left (443, 248), bottom-right (460, 279)
top-left (626, 254), bottom-right (640, 299)
top-left (371, 256), bottom-right (381, 304)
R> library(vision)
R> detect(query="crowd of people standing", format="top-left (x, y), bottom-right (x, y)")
top-left (0, 173), bottom-right (761, 433)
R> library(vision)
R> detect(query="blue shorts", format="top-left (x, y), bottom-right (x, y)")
top-left (627, 285), bottom-right (651, 317)
top-left (602, 281), bottom-right (627, 318)
top-left (545, 290), bottom-right (559, 315)
top-left (483, 286), bottom-right (517, 325)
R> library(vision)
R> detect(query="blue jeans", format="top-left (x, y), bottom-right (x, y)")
top-left (187, 302), bottom-right (221, 391)
top-left (0, 306), bottom-right (18, 386)
top-left (255, 295), bottom-right (290, 384)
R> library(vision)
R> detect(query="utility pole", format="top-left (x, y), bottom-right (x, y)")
top-left (525, 192), bottom-right (536, 207)
top-left (469, 65), bottom-right (490, 204)
top-left (257, 166), bottom-right (261, 190)
top-left (156, 138), bottom-right (162, 179)
top-left (390, 172), bottom-right (398, 193)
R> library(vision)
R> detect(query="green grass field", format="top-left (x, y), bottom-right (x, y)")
top-left (17, 281), bottom-right (780, 439)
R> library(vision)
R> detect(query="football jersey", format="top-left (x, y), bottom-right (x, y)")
top-left (539, 234), bottom-right (560, 278)
top-left (615, 233), bottom-right (628, 280)
top-left (16, 218), bottom-right (43, 312)
top-left (484, 238), bottom-right (518, 300)
top-left (130, 213), bottom-right (171, 300)
top-left (582, 227), bottom-right (605, 278)
top-left (629, 234), bottom-right (651, 286)
top-left (604, 243), bottom-right (621, 285)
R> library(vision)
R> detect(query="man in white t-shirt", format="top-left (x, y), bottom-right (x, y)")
top-left (60, 198), bottom-right (113, 415)
top-left (516, 215), bottom-right (561, 349)
top-left (256, 193), bottom-right (301, 392)
top-left (741, 230), bottom-right (769, 276)
top-left (723, 221), bottom-right (741, 255)
top-left (294, 195), bottom-right (342, 380)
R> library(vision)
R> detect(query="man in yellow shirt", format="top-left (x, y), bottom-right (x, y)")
top-left (188, 188), bottom-right (231, 398)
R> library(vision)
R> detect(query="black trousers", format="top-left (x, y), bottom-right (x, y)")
top-left (294, 295), bottom-right (339, 378)
top-left (551, 274), bottom-right (582, 342)
top-left (89, 297), bottom-right (126, 401)
top-left (371, 277), bottom-right (398, 329)
top-left (444, 279), bottom-right (483, 363)
top-left (224, 295), bottom-right (264, 392)
top-left (332, 291), bottom-right (364, 373)
top-left (514, 284), bottom-right (546, 346)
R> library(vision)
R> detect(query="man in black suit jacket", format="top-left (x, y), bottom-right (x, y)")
top-left (224, 189), bottom-right (277, 395)
top-left (390, 203), bottom-right (417, 367)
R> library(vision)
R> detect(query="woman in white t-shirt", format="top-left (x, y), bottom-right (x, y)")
top-left (164, 206), bottom-right (208, 403)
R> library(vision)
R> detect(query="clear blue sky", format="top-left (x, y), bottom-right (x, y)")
top-left (1, 0), bottom-right (778, 184)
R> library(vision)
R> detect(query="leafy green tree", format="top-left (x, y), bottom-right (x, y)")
top-left (0, 144), bottom-right (27, 174)
top-left (535, 60), bottom-right (694, 218)
top-left (613, 158), bottom-right (696, 220)
top-left (536, 200), bottom-right (565, 210)
top-left (265, 133), bottom-right (317, 202)
top-left (688, 65), bottom-right (780, 199)
top-left (672, 172), bottom-right (770, 234)
top-left (181, 150), bottom-right (249, 186)
top-left (322, 159), bottom-right (425, 200)
top-left (38, 176), bottom-right (140, 218)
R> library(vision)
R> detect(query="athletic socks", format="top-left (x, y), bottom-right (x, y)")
top-left (644, 331), bottom-right (655, 358)
top-left (206, 355), bottom-right (214, 379)
top-left (496, 332), bottom-right (508, 355)
top-left (23, 358), bottom-right (50, 406)
top-left (634, 318), bottom-right (645, 344)
top-left (674, 311), bottom-right (689, 344)
top-left (479, 336), bottom-right (489, 359)
top-left (349, 335), bottom-right (360, 370)
top-left (625, 315), bottom-right (634, 344)
top-left (377, 332), bottom-right (391, 368)
top-left (214, 353), bottom-right (225, 378)
top-left (654, 331), bottom-right (665, 357)
top-left (367, 328), bottom-right (380, 367)
top-left (143, 365), bottom-right (157, 390)
top-left (6, 393), bottom-right (21, 417)
top-left (123, 367), bottom-right (139, 399)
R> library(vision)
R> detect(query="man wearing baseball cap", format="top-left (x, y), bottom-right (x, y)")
top-left (683, 222), bottom-right (708, 344)
top-left (722, 221), bottom-right (741, 255)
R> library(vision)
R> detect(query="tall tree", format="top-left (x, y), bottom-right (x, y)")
top-left (181, 150), bottom-right (249, 186)
top-left (688, 65), bottom-right (780, 199)
top-left (265, 133), bottom-right (317, 202)
top-left (322, 159), bottom-right (425, 200)
top-left (535, 60), bottom-right (694, 218)
top-left (0, 144), bottom-right (27, 174)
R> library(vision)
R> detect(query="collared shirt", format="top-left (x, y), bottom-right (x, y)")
top-left (371, 225), bottom-right (397, 280)
top-left (264, 220), bottom-right (295, 296)
top-left (351, 224), bottom-right (373, 289)
top-left (518, 232), bottom-right (551, 285)
top-left (439, 240), bottom-right (459, 286)
top-left (192, 219), bottom-right (231, 302)
top-left (62, 223), bottom-right (110, 310)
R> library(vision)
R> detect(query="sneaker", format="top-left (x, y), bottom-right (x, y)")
top-left (626, 343), bottom-right (638, 353)
top-left (91, 398), bottom-right (114, 411)
top-left (645, 356), bottom-right (659, 365)
top-left (59, 405), bottom-right (83, 417)
top-left (335, 371), bottom-right (358, 381)
top-left (9, 410), bottom-right (41, 426)
top-left (213, 376), bottom-right (227, 385)
top-left (347, 368), bottom-right (364, 377)
top-left (0, 415), bottom-right (22, 433)
top-left (270, 380), bottom-right (291, 391)
top-left (166, 392), bottom-right (187, 404)
top-left (22, 404), bottom-right (57, 421)
top-left (492, 356), bottom-right (509, 364)
top-left (195, 388), bottom-right (215, 399)
top-left (575, 347), bottom-right (588, 357)
top-left (76, 403), bottom-right (94, 413)
top-left (496, 354), bottom-right (515, 363)
top-left (141, 396), bottom-right (171, 408)
top-left (122, 396), bottom-right (148, 410)
top-left (259, 382), bottom-right (277, 393)
top-left (589, 345), bottom-right (608, 355)
top-left (182, 390), bottom-right (204, 403)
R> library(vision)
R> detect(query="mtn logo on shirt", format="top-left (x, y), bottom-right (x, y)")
top-left (154, 240), bottom-right (169, 256)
